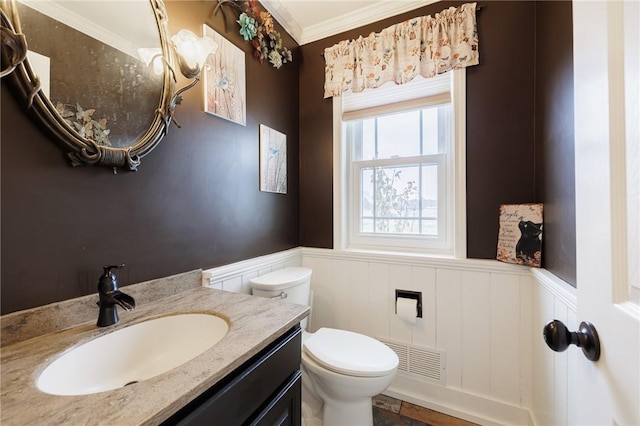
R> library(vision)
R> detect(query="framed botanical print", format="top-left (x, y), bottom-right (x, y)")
top-left (259, 124), bottom-right (287, 194)
top-left (203, 24), bottom-right (246, 126)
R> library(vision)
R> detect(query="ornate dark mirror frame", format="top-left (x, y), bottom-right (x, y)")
top-left (0, 0), bottom-right (176, 172)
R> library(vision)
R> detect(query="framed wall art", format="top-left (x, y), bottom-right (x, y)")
top-left (203, 24), bottom-right (246, 126)
top-left (497, 203), bottom-right (543, 267)
top-left (259, 124), bottom-right (287, 194)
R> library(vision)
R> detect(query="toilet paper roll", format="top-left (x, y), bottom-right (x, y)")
top-left (396, 297), bottom-right (417, 324)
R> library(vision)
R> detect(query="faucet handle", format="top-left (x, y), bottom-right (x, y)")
top-left (99, 264), bottom-right (125, 293)
top-left (103, 264), bottom-right (125, 273)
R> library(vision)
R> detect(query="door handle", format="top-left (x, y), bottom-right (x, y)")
top-left (543, 319), bottom-right (601, 361)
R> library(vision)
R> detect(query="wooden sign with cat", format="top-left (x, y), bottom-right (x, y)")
top-left (496, 203), bottom-right (543, 267)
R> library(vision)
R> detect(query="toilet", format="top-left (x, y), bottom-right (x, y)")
top-left (249, 267), bottom-right (399, 426)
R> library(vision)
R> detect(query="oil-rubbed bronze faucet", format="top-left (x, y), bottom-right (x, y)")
top-left (97, 264), bottom-right (135, 327)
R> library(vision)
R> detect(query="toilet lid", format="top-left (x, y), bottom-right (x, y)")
top-left (303, 328), bottom-right (399, 377)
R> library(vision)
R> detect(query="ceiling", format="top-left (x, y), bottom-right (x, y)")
top-left (262, 0), bottom-right (438, 45)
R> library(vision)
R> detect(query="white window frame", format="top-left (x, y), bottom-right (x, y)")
top-left (348, 128), bottom-right (451, 252)
top-left (333, 69), bottom-right (467, 258)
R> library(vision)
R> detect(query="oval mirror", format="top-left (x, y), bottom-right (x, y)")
top-left (1, 0), bottom-right (175, 172)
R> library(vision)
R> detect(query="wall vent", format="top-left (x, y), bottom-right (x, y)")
top-left (379, 338), bottom-right (446, 385)
top-left (382, 341), bottom-right (409, 371)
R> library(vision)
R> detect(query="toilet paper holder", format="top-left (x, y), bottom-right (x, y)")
top-left (395, 290), bottom-right (422, 318)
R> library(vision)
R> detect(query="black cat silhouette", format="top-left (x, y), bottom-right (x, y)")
top-left (516, 220), bottom-right (542, 262)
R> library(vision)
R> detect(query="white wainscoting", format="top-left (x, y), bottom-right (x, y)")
top-left (201, 248), bottom-right (302, 293)
top-left (302, 248), bottom-right (533, 425)
top-left (200, 247), bottom-right (578, 426)
top-left (530, 269), bottom-right (578, 426)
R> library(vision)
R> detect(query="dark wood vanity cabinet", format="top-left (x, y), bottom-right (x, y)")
top-left (164, 325), bottom-right (302, 426)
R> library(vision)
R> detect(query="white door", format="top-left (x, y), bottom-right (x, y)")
top-left (573, 0), bottom-right (640, 425)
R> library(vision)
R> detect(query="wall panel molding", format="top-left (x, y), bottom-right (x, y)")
top-left (302, 247), bottom-right (534, 425)
top-left (301, 247), bottom-right (530, 274)
top-left (530, 267), bottom-right (577, 426)
top-left (202, 248), bottom-right (302, 293)
top-left (531, 268), bottom-right (577, 311)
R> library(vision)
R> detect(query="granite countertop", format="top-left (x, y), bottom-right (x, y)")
top-left (1, 286), bottom-right (309, 425)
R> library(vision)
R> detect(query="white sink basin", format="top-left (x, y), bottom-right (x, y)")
top-left (36, 313), bottom-right (229, 396)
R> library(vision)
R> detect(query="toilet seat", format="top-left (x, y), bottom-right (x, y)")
top-left (303, 328), bottom-right (398, 378)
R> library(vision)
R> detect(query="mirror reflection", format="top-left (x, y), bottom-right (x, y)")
top-left (16, 0), bottom-right (164, 148)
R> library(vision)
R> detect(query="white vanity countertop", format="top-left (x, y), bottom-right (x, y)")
top-left (0, 287), bottom-right (309, 425)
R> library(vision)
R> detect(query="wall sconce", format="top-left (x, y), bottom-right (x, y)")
top-left (171, 29), bottom-right (217, 79)
top-left (139, 29), bottom-right (217, 128)
top-left (168, 29), bottom-right (216, 127)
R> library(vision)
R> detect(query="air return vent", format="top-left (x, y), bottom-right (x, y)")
top-left (382, 341), bottom-right (408, 371)
top-left (379, 339), bottom-right (446, 385)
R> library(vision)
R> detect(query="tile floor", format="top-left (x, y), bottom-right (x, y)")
top-left (372, 395), bottom-right (478, 426)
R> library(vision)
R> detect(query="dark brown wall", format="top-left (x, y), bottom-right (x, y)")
top-left (299, 1), bottom-right (537, 255)
top-left (298, 1), bottom-right (576, 284)
top-left (534, 1), bottom-right (576, 286)
top-left (1, 1), bottom-right (300, 313)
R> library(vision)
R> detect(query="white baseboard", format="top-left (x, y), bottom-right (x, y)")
top-left (385, 373), bottom-right (533, 426)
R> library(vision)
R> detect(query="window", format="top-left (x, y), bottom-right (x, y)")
top-left (334, 70), bottom-right (466, 256)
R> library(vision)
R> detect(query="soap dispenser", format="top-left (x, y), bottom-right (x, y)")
top-left (97, 264), bottom-right (136, 327)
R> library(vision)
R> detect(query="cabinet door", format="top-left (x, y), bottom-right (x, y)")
top-left (164, 326), bottom-right (301, 426)
top-left (248, 371), bottom-right (302, 426)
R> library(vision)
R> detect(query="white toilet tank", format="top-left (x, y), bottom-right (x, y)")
top-left (249, 267), bottom-right (312, 331)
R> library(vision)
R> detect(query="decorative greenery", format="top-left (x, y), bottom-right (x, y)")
top-left (213, 0), bottom-right (292, 69)
top-left (55, 102), bottom-right (111, 146)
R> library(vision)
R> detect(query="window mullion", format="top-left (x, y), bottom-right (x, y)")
top-left (372, 166), bottom-right (377, 232)
top-left (354, 155), bottom-right (440, 168)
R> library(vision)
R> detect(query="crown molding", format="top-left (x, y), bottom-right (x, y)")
top-left (18, 0), bottom-right (142, 58)
top-left (263, 0), bottom-right (304, 44)
top-left (263, 0), bottom-right (438, 46)
top-left (301, 0), bottom-right (438, 45)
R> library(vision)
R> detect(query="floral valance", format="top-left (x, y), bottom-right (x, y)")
top-left (323, 2), bottom-right (479, 98)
